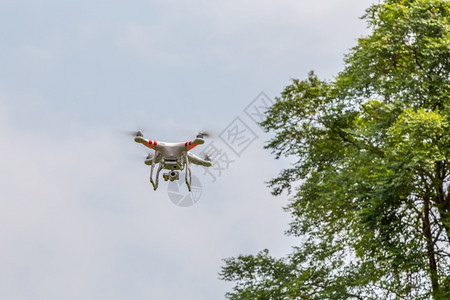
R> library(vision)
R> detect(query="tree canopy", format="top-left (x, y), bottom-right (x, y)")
top-left (220, 0), bottom-right (450, 299)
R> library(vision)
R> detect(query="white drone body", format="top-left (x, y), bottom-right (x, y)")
top-left (134, 130), bottom-right (211, 191)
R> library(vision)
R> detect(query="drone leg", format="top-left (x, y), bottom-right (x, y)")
top-left (149, 153), bottom-right (158, 190)
top-left (150, 164), bottom-right (157, 191)
top-left (185, 153), bottom-right (192, 192)
top-left (155, 163), bottom-right (163, 190)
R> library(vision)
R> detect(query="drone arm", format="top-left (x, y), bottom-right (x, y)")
top-left (187, 152), bottom-right (212, 167)
top-left (135, 136), bottom-right (160, 150)
top-left (184, 137), bottom-right (204, 151)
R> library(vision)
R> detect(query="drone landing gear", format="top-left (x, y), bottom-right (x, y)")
top-left (148, 154), bottom-right (192, 192)
top-left (185, 152), bottom-right (192, 192)
top-left (149, 154), bottom-right (163, 191)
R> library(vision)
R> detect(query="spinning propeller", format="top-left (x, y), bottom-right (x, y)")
top-left (196, 131), bottom-right (213, 139)
top-left (121, 129), bottom-right (145, 137)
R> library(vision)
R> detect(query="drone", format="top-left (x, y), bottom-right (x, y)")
top-left (133, 130), bottom-right (212, 191)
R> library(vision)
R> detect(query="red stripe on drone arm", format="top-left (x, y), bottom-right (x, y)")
top-left (142, 140), bottom-right (155, 149)
top-left (185, 141), bottom-right (197, 150)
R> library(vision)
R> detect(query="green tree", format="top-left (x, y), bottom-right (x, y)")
top-left (220, 0), bottom-right (450, 299)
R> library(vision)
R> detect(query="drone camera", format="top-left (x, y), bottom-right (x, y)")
top-left (163, 171), bottom-right (179, 182)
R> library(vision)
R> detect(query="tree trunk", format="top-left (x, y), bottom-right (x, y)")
top-left (423, 196), bottom-right (440, 299)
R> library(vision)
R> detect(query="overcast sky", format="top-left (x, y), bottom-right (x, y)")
top-left (1, 1), bottom-right (375, 299)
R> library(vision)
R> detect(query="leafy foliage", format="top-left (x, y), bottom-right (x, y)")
top-left (220, 0), bottom-right (450, 299)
